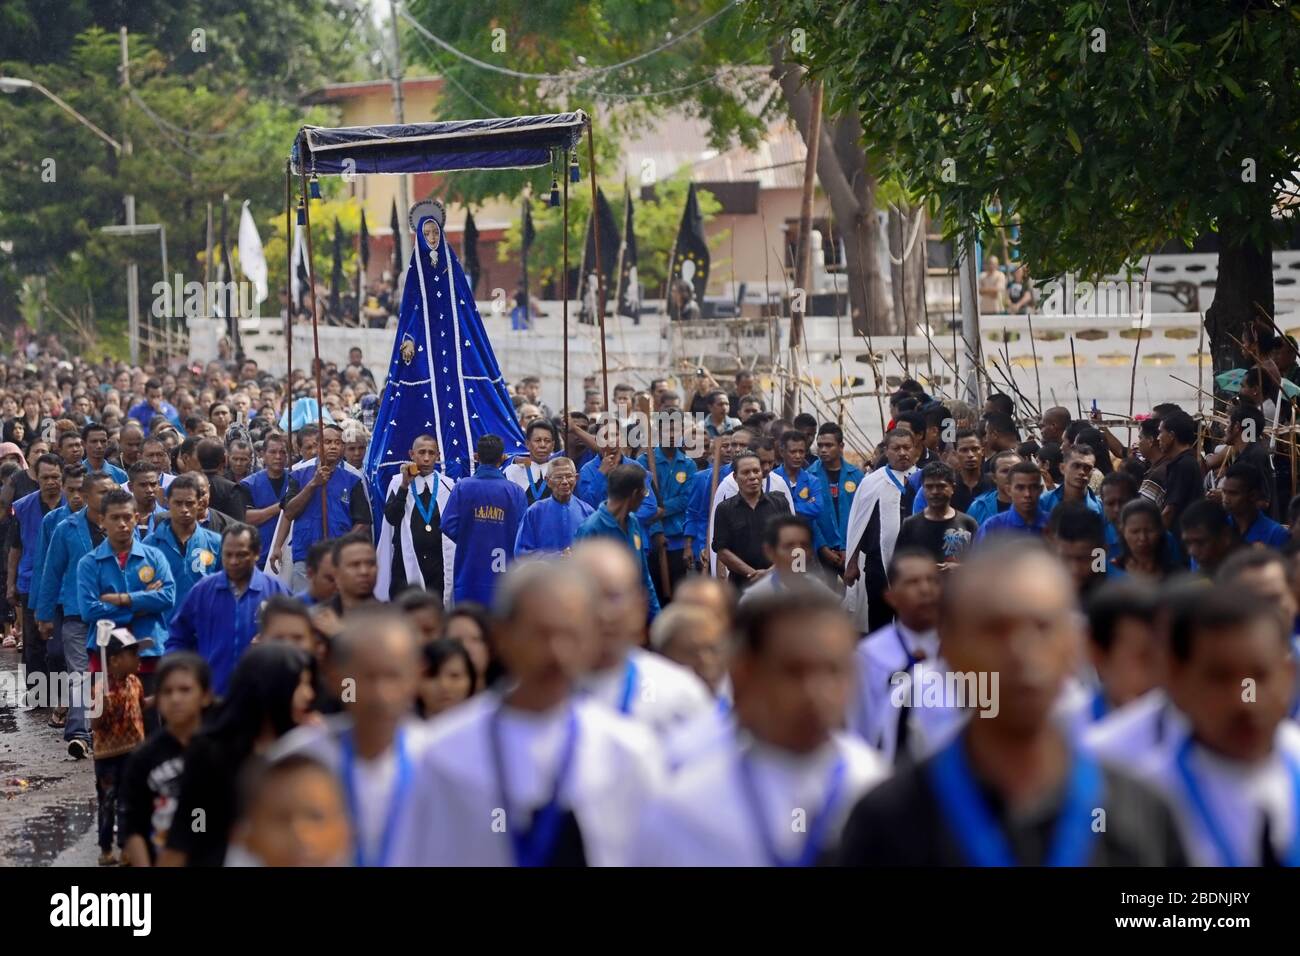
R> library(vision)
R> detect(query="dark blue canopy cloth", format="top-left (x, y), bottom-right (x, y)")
top-left (363, 210), bottom-right (526, 514)
top-left (291, 111), bottom-right (590, 176)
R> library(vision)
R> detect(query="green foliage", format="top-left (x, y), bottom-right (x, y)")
top-left (0, 5), bottom-right (356, 352)
top-left (752, 0), bottom-right (1300, 279)
top-left (497, 175), bottom-right (724, 294)
top-left (402, 0), bottom-right (773, 207)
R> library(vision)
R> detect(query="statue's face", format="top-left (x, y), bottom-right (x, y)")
top-left (422, 219), bottom-right (441, 251)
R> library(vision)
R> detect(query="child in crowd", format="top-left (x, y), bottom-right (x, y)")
top-left (91, 629), bottom-right (150, 865)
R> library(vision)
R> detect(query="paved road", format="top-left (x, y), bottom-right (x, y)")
top-left (0, 645), bottom-right (98, 867)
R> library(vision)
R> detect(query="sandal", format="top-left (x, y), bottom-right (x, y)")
top-left (47, 710), bottom-right (66, 729)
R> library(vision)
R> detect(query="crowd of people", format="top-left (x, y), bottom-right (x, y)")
top-left (3, 329), bottom-right (1300, 869)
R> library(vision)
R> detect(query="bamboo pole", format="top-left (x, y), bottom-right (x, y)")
top-left (562, 158), bottom-right (570, 424)
top-left (284, 162), bottom-right (295, 461)
top-left (586, 124), bottom-right (610, 413)
top-left (299, 170), bottom-right (329, 535)
top-left (1024, 311), bottom-right (1043, 413)
top-left (1127, 324), bottom-right (1144, 448)
top-left (1068, 335), bottom-right (1083, 419)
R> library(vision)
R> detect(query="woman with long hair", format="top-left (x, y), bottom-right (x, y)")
top-left (1111, 498), bottom-right (1181, 580)
top-left (416, 638), bottom-right (478, 718)
top-left (159, 644), bottom-right (317, 867)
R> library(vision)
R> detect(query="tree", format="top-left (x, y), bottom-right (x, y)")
top-left (758, 0), bottom-right (1300, 373)
top-left (403, 0), bottom-right (896, 332)
top-left (0, 5), bottom-right (356, 354)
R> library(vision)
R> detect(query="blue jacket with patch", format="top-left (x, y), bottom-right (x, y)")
top-left (143, 518), bottom-right (223, 624)
top-left (76, 538), bottom-right (175, 655)
top-left (574, 503), bottom-right (660, 619)
top-left (636, 448), bottom-right (696, 548)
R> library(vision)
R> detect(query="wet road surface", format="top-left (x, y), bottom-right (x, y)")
top-left (0, 646), bottom-right (97, 866)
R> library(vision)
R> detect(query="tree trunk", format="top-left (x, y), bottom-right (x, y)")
top-left (888, 204), bottom-right (928, 336)
top-left (771, 48), bottom-right (892, 335)
top-left (1204, 226), bottom-right (1274, 375)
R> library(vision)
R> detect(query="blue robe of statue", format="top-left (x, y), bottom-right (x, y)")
top-left (363, 211), bottom-right (526, 522)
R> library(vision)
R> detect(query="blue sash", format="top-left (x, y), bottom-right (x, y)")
top-left (928, 735), bottom-right (1103, 866)
top-left (411, 480), bottom-right (438, 530)
top-left (489, 704), bottom-right (579, 868)
top-left (1175, 736), bottom-right (1300, 867)
top-left (738, 747), bottom-right (847, 867)
top-left (617, 658), bottom-right (638, 715)
top-left (339, 727), bottom-right (413, 868)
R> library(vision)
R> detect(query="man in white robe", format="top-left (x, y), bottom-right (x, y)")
top-left (374, 434), bottom-right (455, 603)
top-left (390, 560), bottom-right (663, 867)
top-left (633, 586), bottom-right (888, 866)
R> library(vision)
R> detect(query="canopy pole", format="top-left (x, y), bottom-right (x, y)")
top-left (562, 161), bottom-right (570, 429)
top-left (299, 169), bottom-right (329, 536)
top-left (284, 162), bottom-right (295, 463)
top-left (586, 124), bottom-right (610, 413)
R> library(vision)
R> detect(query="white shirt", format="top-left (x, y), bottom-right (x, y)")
top-left (1136, 723), bottom-right (1300, 866)
top-left (1083, 689), bottom-right (1187, 766)
top-left (581, 647), bottom-right (714, 741)
top-left (504, 459), bottom-right (552, 496)
top-left (849, 621), bottom-right (941, 759)
top-left (633, 732), bottom-right (888, 866)
top-left (390, 694), bottom-right (663, 866)
top-left (271, 715), bottom-right (430, 866)
top-left (738, 569), bottom-right (837, 606)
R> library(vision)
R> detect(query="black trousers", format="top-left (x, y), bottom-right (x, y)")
top-left (652, 546), bottom-right (688, 607)
top-left (19, 599), bottom-right (49, 684)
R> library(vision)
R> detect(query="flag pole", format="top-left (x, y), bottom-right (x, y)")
top-left (299, 170), bottom-right (329, 536)
top-left (586, 124), bottom-right (610, 413)
top-left (284, 161), bottom-right (295, 461)
top-left (562, 162), bottom-right (570, 428)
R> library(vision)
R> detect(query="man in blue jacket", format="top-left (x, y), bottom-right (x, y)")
top-left (684, 432), bottom-right (737, 570)
top-left (143, 474), bottom-right (223, 624)
top-left (240, 431), bottom-right (290, 568)
top-left (8, 453), bottom-right (65, 687)
top-left (637, 414), bottom-right (696, 603)
top-left (75, 489), bottom-right (175, 757)
top-left (575, 421), bottom-right (658, 525)
top-left (34, 471), bottom-right (115, 753)
top-left (575, 463), bottom-right (661, 619)
top-left (441, 434), bottom-right (528, 606)
top-left (274, 422), bottom-right (372, 591)
top-left (808, 423), bottom-right (865, 575)
top-left (168, 524), bottom-right (288, 694)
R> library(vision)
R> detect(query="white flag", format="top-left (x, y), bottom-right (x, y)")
top-left (238, 200), bottom-right (269, 306)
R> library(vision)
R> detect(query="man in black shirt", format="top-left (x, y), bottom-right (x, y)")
top-left (896, 463), bottom-right (978, 565)
top-left (838, 542), bottom-right (1187, 866)
top-left (712, 450), bottom-right (792, 590)
top-left (951, 429), bottom-right (994, 513)
top-left (381, 434), bottom-right (446, 598)
top-left (196, 438), bottom-right (248, 523)
top-left (1157, 410), bottom-right (1203, 529)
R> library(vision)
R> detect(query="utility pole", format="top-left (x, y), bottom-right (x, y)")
top-left (120, 26), bottom-right (140, 365)
top-left (389, 1), bottom-right (411, 270)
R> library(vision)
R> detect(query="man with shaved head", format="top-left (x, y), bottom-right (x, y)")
top-left (272, 607), bottom-right (424, 867)
top-left (571, 540), bottom-right (712, 738)
top-left (838, 542), bottom-right (1187, 866)
top-left (1039, 406), bottom-right (1072, 446)
top-left (391, 559), bottom-right (663, 866)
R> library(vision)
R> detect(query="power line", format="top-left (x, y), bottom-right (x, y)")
top-left (128, 89), bottom-right (255, 141)
top-left (398, 1), bottom-right (740, 82)
top-left (407, 28), bottom-right (500, 117)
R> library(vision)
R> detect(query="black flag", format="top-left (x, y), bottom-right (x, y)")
top-left (579, 187), bottom-right (619, 325)
top-left (330, 217), bottom-right (344, 320)
top-left (359, 209), bottom-right (370, 272)
top-left (219, 194), bottom-right (242, 355)
top-left (668, 182), bottom-right (710, 321)
top-left (389, 198), bottom-right (401, 277)
top-left (463, 209), bottom-right (480, 295)
top-left (615, 183), bottom-right (639, 321)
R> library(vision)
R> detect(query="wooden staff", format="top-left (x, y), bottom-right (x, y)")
top-left (1025, 310), bottom-right (1043, 411)
top-left (283, 162), bottom-right (295, 466)
top-left (1169, 375), bottom-right (1236, 411)
top-left (299, 169), bottom-right (328, 535)
top-left (562, 158), bottom-right (570, 425)
top-left (1292, 404), bottom-right (1298, 501)
top-left (1127, 324), bottom-right (1144, 448)
top-left (586, 124), bottom-right (610, 413)
top-left (1069, 335), bottom-right (1083, 419)
top-left (1197, 311), bottom-right (1206, 423)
